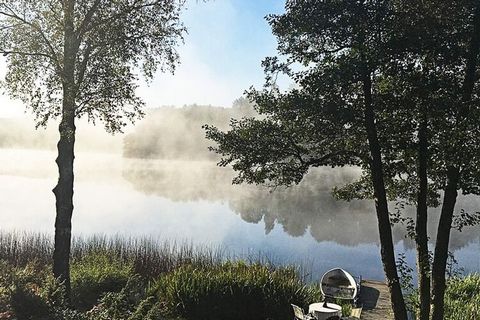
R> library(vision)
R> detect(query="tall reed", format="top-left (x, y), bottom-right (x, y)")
top-left (0, 231), bottom-right (224, 278)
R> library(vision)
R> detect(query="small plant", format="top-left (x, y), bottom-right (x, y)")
top-left (0, 261), bottom-right (68, 319)
top-left (71, 252), bottom-right (135, 311)
top-left (396, 253), bottom-right (419, 314)
top-left (152, 261), bottom-right (321, 320)
top-left (444, 274), bottom-right (480, 320)
top-left (334, 299), bottom-right (352, 317)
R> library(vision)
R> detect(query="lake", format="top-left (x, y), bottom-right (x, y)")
top-left (0, 148), bottom-right (479, 281)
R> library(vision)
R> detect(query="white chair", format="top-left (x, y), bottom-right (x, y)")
top-left (350, 307), bottom-right (362, 318)
top-left (291, 304), bottom-right (316, 320)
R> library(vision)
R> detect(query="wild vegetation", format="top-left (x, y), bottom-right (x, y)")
top-left (0, 232), bottom-right (478, 319)
top-left (205, 1), bottom-right (480, 319)
top-left (0, 232), bottom-right (321, 320)
top-left (398, 255), bottom-right (480, 319)
top-left (0, 0), bottom-right (186, 297)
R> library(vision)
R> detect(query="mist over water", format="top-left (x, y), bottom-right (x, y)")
top-left (0, 106), bottom-right (479, 280)
top-left (1, 149), bottom-right (479, 280)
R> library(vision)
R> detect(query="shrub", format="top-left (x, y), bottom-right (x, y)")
top-left (152, 261), bottom-right (321, 320)
top-left (0, 261), bottom-right (68, 320)
top-left (71, 252), bottom-right (134, 311)
top-left (444, 274), bottom-right (480, 320)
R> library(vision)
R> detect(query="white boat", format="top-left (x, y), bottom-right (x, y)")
top-left (320, 268), bottom-right (360, 301)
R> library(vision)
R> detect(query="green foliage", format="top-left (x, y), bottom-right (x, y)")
top-left (152, 261), bottom-right (321, 320)
top-left (396, 252), bottom-right (471, 317)
top-left (0, 0), bottom-right (186, 131)
top-left (444, 274), bottom-right (480, 319)
top-left (0, 260), bottom-right (68, 319)
top-left (395, 253), bottom-right (418, 313)
top-left (339, 302), bottom-right (352, 317)
top-left (70, 252), bottom-right (135, 311)
top-left (83, 275), bottom-right (147, 320)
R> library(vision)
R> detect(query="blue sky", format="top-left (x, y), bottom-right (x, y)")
top-left (0, 0), bottom-right (286, 117)
top-left (137, 0), bottom-right (286, 108)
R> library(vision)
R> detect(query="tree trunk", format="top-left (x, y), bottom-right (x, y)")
top-left (52, 106), bottom-right (76, 297)
top-left (52, 0), bottom-right (76, 299)
top-left (430, 167), bottom-right (459, 320)
top-left (415, 117), bottom-right (430, 320)
top-left (362, 71), bottom-right (408, 320)
top-left (431, 4), bottom-right (480, 319)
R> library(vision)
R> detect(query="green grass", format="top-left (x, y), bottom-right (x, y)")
top-left (0, 232), bottom-right (320, 320)
top-left (444, 274), bottom-right (480, 319)
top-left (71, 252), bottom-right (135, 311)
top-left (153, 261), bottom-right (321, 320)
top-left (0, 232), bottom-right (478, 320)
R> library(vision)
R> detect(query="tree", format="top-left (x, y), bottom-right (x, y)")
top-left (0, 0), bottom-right (185, 297)
top-left (425, 1), bottom-right (480, 318)
top-left (205, 1), bottom-right (480, 319)
top-left (382, 2), bottom-right (480, 318)
top-left (206, 1), bottom-right (409, 318)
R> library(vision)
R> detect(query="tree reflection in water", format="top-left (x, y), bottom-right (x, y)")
top-left (122, 160), bottom-right (480, 250)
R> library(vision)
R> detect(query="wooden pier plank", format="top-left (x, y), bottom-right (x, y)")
top-left (359, 280), bottom-right (393, 320)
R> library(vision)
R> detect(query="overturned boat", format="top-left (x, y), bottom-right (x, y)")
top-left (320, 268), bottom-right (360, 302)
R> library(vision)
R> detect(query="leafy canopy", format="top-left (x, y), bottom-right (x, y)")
top-left (205, 0), bottom-right (480, 209)
top-left (206, 0), bottom-right (397, 188)
top-left (0, 0), bottom-right (185, 132)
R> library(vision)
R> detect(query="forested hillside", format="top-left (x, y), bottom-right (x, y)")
top-left (123, 98), bottom-right (255, 160)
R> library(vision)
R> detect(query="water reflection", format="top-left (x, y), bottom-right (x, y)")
top-left (0, 149), bottom-right (478, 279)
top-left (122, 159), bottom-right (480, 250)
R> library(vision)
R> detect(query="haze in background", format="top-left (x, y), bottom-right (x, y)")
top-left (0, 100), bottom-right (479, 281)
top-left (0, 0), bottom-right (286, 118)
top-left (0, 0), bottom-right (478, 280)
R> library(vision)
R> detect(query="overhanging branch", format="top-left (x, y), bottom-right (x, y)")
top-left (0, 5), bottom-right (61, 72)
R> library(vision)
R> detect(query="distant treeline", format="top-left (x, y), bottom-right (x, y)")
top-left (123, 98), bottom-right (256, 160)
top-left (0, 118), bottom-right (122, 152)
top-left (0, 118), bottom-right (57, 150)
top-left (0, 99), bottom-right (254, 157)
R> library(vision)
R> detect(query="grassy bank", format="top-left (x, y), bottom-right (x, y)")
top-left (0, 232), bottom-right (321, 320)
top-left (0, 232), bottom-right (478, 320)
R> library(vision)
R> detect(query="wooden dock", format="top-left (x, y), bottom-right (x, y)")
top-left (359, 280), bottom-right (393, 320)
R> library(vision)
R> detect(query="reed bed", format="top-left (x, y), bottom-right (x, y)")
top-left (0, 231), bottom-right (224, 279)
top-left (0, 231), bottom-right (316, 281)
top-left (0, 231), bottom-right (478, 320)
top-left (0, 231), bottom-right (321, 320)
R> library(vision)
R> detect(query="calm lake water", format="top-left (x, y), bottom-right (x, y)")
top-left (0, 148), bottom-right (479, 281)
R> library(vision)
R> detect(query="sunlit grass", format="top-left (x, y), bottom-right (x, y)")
top-left (0, 231), bottom-right (223, 279)
top-left (0, 231), bottom-right (320, 319)
top-left (444, 274), bottom-right (480, 319)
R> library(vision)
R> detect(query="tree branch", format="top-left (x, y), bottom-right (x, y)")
top-left (77, 0), bottom-right (164, 38)
top-left (304, 150), bottom-right (360, 167)
top-left (75, 42), bottom-right (93, 92)
top-left (76, 0), bottom-right (102, 41)
top-left (0, 49), bottom-right (52, 59)
top-left (0, 5), bottom-right (61, 72)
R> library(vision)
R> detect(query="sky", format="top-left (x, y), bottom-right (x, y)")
top-left (0, 0), bottom-right (286, 118)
